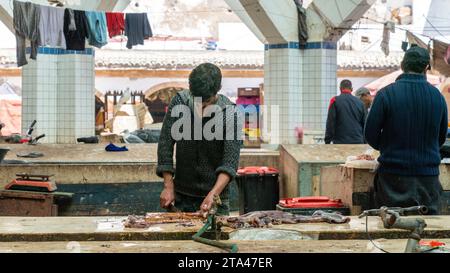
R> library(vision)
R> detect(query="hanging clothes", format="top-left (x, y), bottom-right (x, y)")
top-left (433, 39), bottom-right (450, 77)
top-left (64, 9), bottom-right (90, 50)
top-left (85, 11), bottom-right (108, 48)
top-left (406, 30), bottom-right (428, 49)
top-left (294, 0), bottom-right (308, 46)
top-left (13, 0), bottom-right (41, 67)
top-left (445, 45), bottom-right (450, 65)
top-left (125, 13), bottom-right (153, 49)
top-left (106, 12), bottom-right (125, 38)
top-left (401, 41), bottom-right (408, 52)
top-left (38, 5), bottom-right (66, 48)
top-left (381, 21), bottom-right (395, 56)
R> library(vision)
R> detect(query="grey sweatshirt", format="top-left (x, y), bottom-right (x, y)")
top-left (38, 5), bottom-right (66, 48)
top-left (13, 0), bottom-right (40, 67)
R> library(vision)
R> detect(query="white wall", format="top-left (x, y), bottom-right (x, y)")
top-left (218, 23), bottom-right (263, 51)
top-left (0, 22), bottom-right (15, 48)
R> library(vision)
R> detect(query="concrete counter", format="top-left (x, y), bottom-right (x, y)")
top-left (0, 144), bottom-right (279, 216)
top-left (321, 165), bottom-right (450, 215)
top-left (2, 239), bottom-right (450, 253)
top-left (280, 144), bottom-right (379, 198)
top-left (1, 215), bottom-right (450, 242)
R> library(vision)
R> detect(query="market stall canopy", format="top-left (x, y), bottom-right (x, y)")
top-left (0, 98), bottom-right (21, 136)
top-left (0, 82), bottom-right (21, 135)
top-left (433, 39), bottom-right (450, 77)
top-left (364, 70), bottom-right (442, 96)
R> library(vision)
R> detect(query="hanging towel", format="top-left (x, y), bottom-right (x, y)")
top-left (106, 12), bottom-right (125, 38)
top-left (381, 21), bottom-right (395, 56)
top-left (85, 11), bottom-right (108, 48)
top-left (64, 9), bottom-right (89, 50)
top-left (294, 0), bottom-right (308, 46)
top-left (406, 30), bottom-right (428, 49)
top-left (38, 5), bottom-right (66, 48)
top-left (13, 0), bottom-right (41, 67)
top-left (125, 13), bottom-right (153, 49)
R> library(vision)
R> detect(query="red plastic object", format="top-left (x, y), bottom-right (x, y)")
top-left (237, 96), bottom-right (260, 105)
top-left (237, 166), bottom-right (279, 176)
top-left (419, 240), bottom-right (446, 247)
top-left (278, 196), bottom-right (345, 208)
top-left (5, 179), bottom-right (57, 192)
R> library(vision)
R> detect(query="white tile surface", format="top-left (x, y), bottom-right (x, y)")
top-left (22, 51), bottom-right (95, 143)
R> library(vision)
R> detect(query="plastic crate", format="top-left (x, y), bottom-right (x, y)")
top-left (244, 120), bottom-right (259, 129)
top-left (236, 96), bottom-right (260, 105)
top-left (276, 204), bottom-right (350, 216)
top-left (243, 137), bottom-right (261, 148)
top-left (243, 128), bottom-right (261, 138)
top-left (276, 196), bottom-right (350, 216)
top-left (238, 87), bottom-right (260, 97)
top-left (238, 104), bottom-right (260, 114)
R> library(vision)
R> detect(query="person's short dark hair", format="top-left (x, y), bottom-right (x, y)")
top-left (189, 63), bottom-right (222, 100)
top-left (340, 79), bottom-right (352, 90)
top-left (401, 46), bottom-right (430, 73)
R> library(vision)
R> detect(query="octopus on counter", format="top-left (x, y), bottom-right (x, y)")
top-left (123, 210), bottom-right (350, 229)
top-left (215, 210), bottom-right (351, 229)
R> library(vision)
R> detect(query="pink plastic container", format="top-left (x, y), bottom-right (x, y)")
top-left (236, 96), bottom-right (260, 105)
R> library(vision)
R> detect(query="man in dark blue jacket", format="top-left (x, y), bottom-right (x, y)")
top-left (325, 80), bottom-right (366, 144)
top-left (365, 46), bottom-right (448, 214)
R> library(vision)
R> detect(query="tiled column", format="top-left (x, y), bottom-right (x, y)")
top-left (22, 51), bottom-right (58, 143)
top-left (302, 42), bottom-right (337, 132)
top-left (263, 43), bottom-right (302, 144)
top-left (262, 42), bottom-right (337, 144)
top-left (227, 0), bottom-right (374, 144)
top-left (22, 48), bottom-right (95, 144)
top-left (58, 51), bottom-right (95, 143)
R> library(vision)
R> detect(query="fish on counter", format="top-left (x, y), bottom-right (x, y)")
top-left (123, 212), bottom-right (205, 228)
top-left (216, 210), bottom-right (351, 229)
top-left (123, 210), bottom-right (350, 229)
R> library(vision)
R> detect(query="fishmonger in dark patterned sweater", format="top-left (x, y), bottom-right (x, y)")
top-left (157, 63), bottom-right (243, 215)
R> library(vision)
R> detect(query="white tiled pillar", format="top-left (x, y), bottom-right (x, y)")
top-left (22, 48), bottom-right (95, 144)
top-left (263, 43), bottom-right (303, 144)
top-left (22, 52), bottom-right (58, 143)
top-left (302, 42), bottom-right (337, 131)
top-left (261, 42), bottom-right (337, 144)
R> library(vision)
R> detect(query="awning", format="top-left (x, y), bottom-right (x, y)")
top-left (364, 70), bottom-right (442, 96)
top-left (0, 98), bottom-right (21, 136)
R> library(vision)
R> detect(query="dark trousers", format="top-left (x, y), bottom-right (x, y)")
top-left (174, 191), bottom-right (230, 216)
top-left (374, 173), bottom-right (443, 215)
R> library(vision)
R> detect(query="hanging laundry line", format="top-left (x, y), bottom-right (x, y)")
top-left (12, 0), bottom-right (154, 67)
